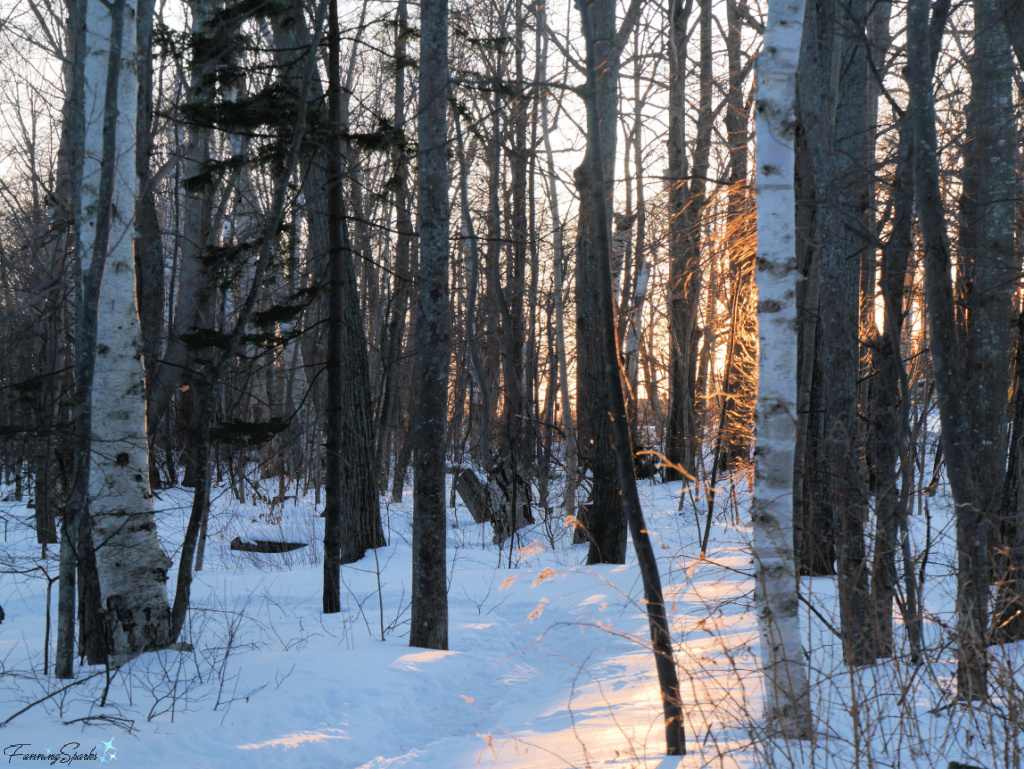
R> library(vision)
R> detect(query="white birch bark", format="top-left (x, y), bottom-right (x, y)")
top-left (80, 0), bottom-right (172, 658)
top-left (751, 0), bottom-right (812, 739)
top-left (624, 260), bottom-right (650, 398)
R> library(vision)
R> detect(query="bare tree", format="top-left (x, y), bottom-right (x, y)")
top-left (577, 0), bottom-right (685, 753)
top-left (751, 0), bottom-right (813, 737)
top-left (70, 0), bottom-right (173, 662)
top-left (410, 0), bottom-right (451, 651)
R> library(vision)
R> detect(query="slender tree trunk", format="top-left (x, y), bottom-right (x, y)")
top-left (908, 0), bottom-right (987, 699)
top-left (800, 0), bottom-right (874, 665)
top-left (409, 0), bottom-right (450, 650)
top-left (454, 118), bottom-right (491, 467)
top-left (577, 1), bottom-right (685, 752)
top-left (720, 0), bottom-right (756, 469)
top-left (323, 0), bottom-right (346, 613)
top-left (135, 0), bottom-right (164, 488)
top-left (665, 0), bottom-right (699, 483)
top-left (375, 0), bottom-right (416, 490)
top-left (752, 0), bottom-right (814, 737)
top-left (538, 14), bottom-right (578, 523)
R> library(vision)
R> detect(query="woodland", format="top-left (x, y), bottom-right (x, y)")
top-left (0, 0), bottom-right (1022, 764)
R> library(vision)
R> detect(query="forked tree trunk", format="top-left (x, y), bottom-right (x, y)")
top-left (751, 0), bottom-right (813, 737)
top-left (572, 0), bottom-right (644, 565)
top-left (870, 0), bottom-right (951, 662)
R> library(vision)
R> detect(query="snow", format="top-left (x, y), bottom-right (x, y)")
top-left (0, 471), bottom-right (1018, 767)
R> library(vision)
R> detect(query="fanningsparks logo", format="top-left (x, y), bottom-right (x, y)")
top-left (3, 736), bottom-right (117, 764)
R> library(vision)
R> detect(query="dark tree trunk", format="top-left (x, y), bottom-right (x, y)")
top-left (323, 0), bottom-right (346, 613)
top-left (574, 0), bottom-right (630, 565)
top-left (994, 311), bottom-right (1024, 643)
top-left (273, 0), bottom-right (384, 560)
top-left (960, 0), bottom-right (1017, 645)
top-left (409, 0), bottom-right (450, 651)
top-left (135, 0), bottom-right (164, 489)
top-left (664, 0), bottom-right (700, 484)
top-left (577, 0), bottom-right (685, 752)
top-left (798, 0), bottom-right (873, 664)
top-left (869, 0), bottom-right (952, 661)
top-left (720, 0), bottom-right (756, 469)
top-left (908, 0), bottom-right (988, 699)
top-left (793, 115), bottom-right (835, 577)
top-left (375, 0), bottom-right (416, 491)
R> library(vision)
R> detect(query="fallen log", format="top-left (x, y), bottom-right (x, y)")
top-left (229, 537), bottom-right (308, 554)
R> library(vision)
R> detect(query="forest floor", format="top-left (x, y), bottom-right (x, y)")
top-left (0, 470), bottom-right (1018, 768)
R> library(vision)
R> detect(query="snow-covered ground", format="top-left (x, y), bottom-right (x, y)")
top-left (0, 472), bottom-right (1019, 768)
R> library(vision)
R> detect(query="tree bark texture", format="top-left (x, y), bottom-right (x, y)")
top-left (908, 0), bottom-right (988, 700)
top-left (664, 0), bottom-right (701, 484)
top-left (273, 0), bottom-right (384, 562)
top-left (572, 0), bottom-right (643, 565)
top-left (798, 0), bottom-right (873, 665)
top-left (752, 0), bottom-right (814, 737)
top-left (410, 0), bottom-right (450, 651)
top-left (80, 0), bottom-right (173, 660)
top-left (577, 1), bottom-right (686, 753)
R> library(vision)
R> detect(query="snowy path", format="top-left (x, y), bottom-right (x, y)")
top-left (1, 477), bottom-right (1012, 768)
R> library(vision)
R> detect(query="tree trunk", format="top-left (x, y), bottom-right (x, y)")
top-left (907, 0), bottom-right (987, 700)
top-left (538, 13), bottom-right (578, 524)
top-left (409, 0), bottom-right (450, 651)
top-left (79, 0), bottom-right (173, 661)
top-left (273, 0), bottom-right (384, 561)
top-left (323, 0), bottom-right (347, 613)
top-left (752, 0), bottom-right (814, 736)
top-left (799, 0), bottom-right (874, 665)
top-left (148, 0), bottom-right (218, 454)
top-left (665, 0), bottom-right (700, 483)
top-left (994, 311), bottom-right (1024, 643)
top-left (577, 1), bottom-right (686, 752)
top-left (573, 0), bottom-right (633, 565)
top-left (375, 0), bottom-right (416, 490)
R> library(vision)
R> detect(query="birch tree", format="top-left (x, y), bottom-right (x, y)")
top-left (752, 0), bottom-right (813, 738)
top-left (76, 0), bottom-right (172, 659)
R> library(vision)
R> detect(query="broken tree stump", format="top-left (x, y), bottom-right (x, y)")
top-left (455, 465), bottom-right (534, 544)
top-left (572, 502), bottom-right (592, 545)
top-left (490, 463), bottom-right (533, 546)
top-left (455, 468), bottom-right (493, 524)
